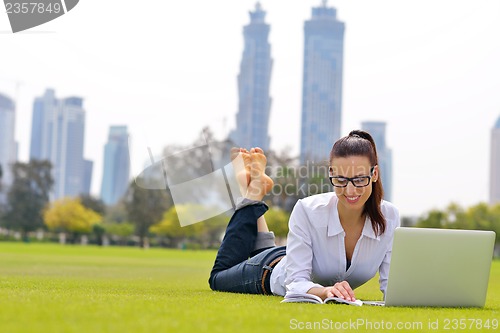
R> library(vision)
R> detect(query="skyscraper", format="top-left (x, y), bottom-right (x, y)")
top-left (361, 121), bottom-right (393, 202)
top-left (29, 89), bottom-right (92, 199)
top-left (83, 159), bottom-right (94, 196)
top-left (229, 2), bottom-right (273, 151)
top-left (100, 126), bottom-right (130, 206)
top-left (300, 0), bottom-right (345, 165)
top-left (0, 93), bottom-right (17, 190)
top-left (490, 116), bottom-right (500, 205)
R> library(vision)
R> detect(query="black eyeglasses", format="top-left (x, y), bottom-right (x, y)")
top-left (329, 166), bottom-right (375, 188)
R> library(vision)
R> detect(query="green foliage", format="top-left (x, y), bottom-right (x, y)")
top-left (417, 209), bottom-right (447, 229)
top-left (79, 194), bottom-right (106, 215)
top-left (104, 201), bottom-right (128, 224)
top-left (124, 180), bottom-right (173, 248)
top-left (43, 197), bottom-right (102, 234)
top-left (266, 149), bottom-right (300, 211)
top-left (2, 160), bottom-right (53, 239)
top-left (92, 223), bottom-right (106, 246)
top-left (265, 208), bottom-right (290, 238)
top-left (149, 204), bottom-right (227, 248)
top-left (416, 202), bottom-right (500, 243)
top-left (266, 149), bottom-right (331, 212)
top-left (150, 205), bottom-right (201, 238)
top-left (102, 222), bottom-right (135, 246)
top-left (104, 222), bottom-right (135, 238)
top-left (92, 223), bottom-right (106, 236)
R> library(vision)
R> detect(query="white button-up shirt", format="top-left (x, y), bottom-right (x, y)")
top-left (270, 192), bottom-right (400, 297)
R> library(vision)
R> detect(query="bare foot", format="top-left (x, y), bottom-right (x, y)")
top-left (230, 147), bottom-right (251, 195)
top-left (246, 147), bottom-right (274, 201)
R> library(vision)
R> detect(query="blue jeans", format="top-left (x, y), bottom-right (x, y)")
top-left (209, 202), bottom-right (286, 294)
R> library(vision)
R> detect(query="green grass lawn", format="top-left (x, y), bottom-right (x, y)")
top-left (0, 242), bottom-right (499, 333)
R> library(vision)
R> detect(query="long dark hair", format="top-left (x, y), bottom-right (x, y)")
top-left (329, 130), bottom-right (386, 236)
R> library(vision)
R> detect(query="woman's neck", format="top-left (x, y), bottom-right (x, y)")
top-left (338, 204), bottom-right (365, 230)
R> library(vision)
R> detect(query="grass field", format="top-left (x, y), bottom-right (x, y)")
top-left (0, 242), bottom-right (499, 333)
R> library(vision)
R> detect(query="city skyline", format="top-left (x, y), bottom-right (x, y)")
top-left (1, 0), bottom-right (499, 217)
top-left (300, 1), bottom-right (345, 165)
top-left (229, 2), bottom-right (273, 151)
top-left (0, 92), bottom-right (17, 191)
top-left (29, 89), bottom-right (92, 200)
top-left (361, 121), bottom-right (393, 202)
top-left (101, 125), bottom-right (130, 206)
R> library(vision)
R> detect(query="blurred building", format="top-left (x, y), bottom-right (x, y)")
top-left (0, 93), bottom-right (17, 191)
top-left (361, 121), bottom-right (393, 202)
top-left (83, 159), bottom-right (94, 196)
top-left (30, 89), bottom-right (92, 199)
top-left (490, 116), bottom-right (500, 205)
top-left (300, 0), bottom-right (345, 165)
top-left (229, 2), bottom-right (273, 151)
top-left (100, 126), bottom-right (130, 206)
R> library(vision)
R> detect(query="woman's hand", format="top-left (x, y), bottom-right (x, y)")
top-left (308, 281), bottom-right (356, 302)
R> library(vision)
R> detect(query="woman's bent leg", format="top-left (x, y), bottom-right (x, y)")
top-left (209, 147), bottom-right (278, 294)
top-left (209, 202), bottom-right (268, 287)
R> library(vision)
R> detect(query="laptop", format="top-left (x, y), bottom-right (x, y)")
top-left (364, 227), bottom-right (496, 307)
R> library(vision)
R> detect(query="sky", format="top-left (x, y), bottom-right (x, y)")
top-left (1, 0), bottom-right (500, 217)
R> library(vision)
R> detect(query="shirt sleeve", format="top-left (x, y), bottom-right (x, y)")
top-left (378, 205), bottom-right (401, 296)
top-left (378, 245), bottom-right (392, 296)
top-left (284, 200), bottom-right (324, 294)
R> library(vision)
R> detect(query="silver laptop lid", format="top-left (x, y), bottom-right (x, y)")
top-left (385, 227), bottom-right (495, 307)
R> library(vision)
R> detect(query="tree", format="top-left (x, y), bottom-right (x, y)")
top-left (104, 201), bottom-right (128, 224)
top-left (43, 197), bottom-right (102, 242)
top-left (267, 148), bottom-right (332, 212)
top-left (266, 148), bottom-right (300, 212)
top-left (105, 222), bottom-right (135, 245)
top-left (265, 208), bottom-right (290, 239)
top-left (125, 179), bottom-right (172, 248)
top-left (2, 160), bottom-right (53, 241)
top-left (79, 194), bottom-right (106, 215)
top-left (149, 204), bottom-right (227, 248)
top-left (443, 202), bottom-right (467, 229)
top-left (465, 203), bottom-right (494, 231)
top-left (92, 223), bottom-right (106, 245)
top-left (150, 205), bottom-right (203, 247)
top-left (489, 204), bottom-right (500, 244)
top-left (415, 202), bottom-right (500, 246)
top-left (416, 209), bottom-right (447, 229)
top-left (102, 201), bottom-right (132, 245)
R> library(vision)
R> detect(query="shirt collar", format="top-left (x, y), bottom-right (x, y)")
top-left (327, 200), bottom-right (344, 237)
top-left (327, 200), bottom-right (381, 241)
top-left (361, 216), bottom-right (381, 241)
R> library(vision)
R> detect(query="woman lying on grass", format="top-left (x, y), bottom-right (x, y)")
top-left (209, 130), bottom-right (400, 302)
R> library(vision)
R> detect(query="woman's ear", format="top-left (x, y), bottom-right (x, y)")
top-left (372, 165), bottom-right (379, 182)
